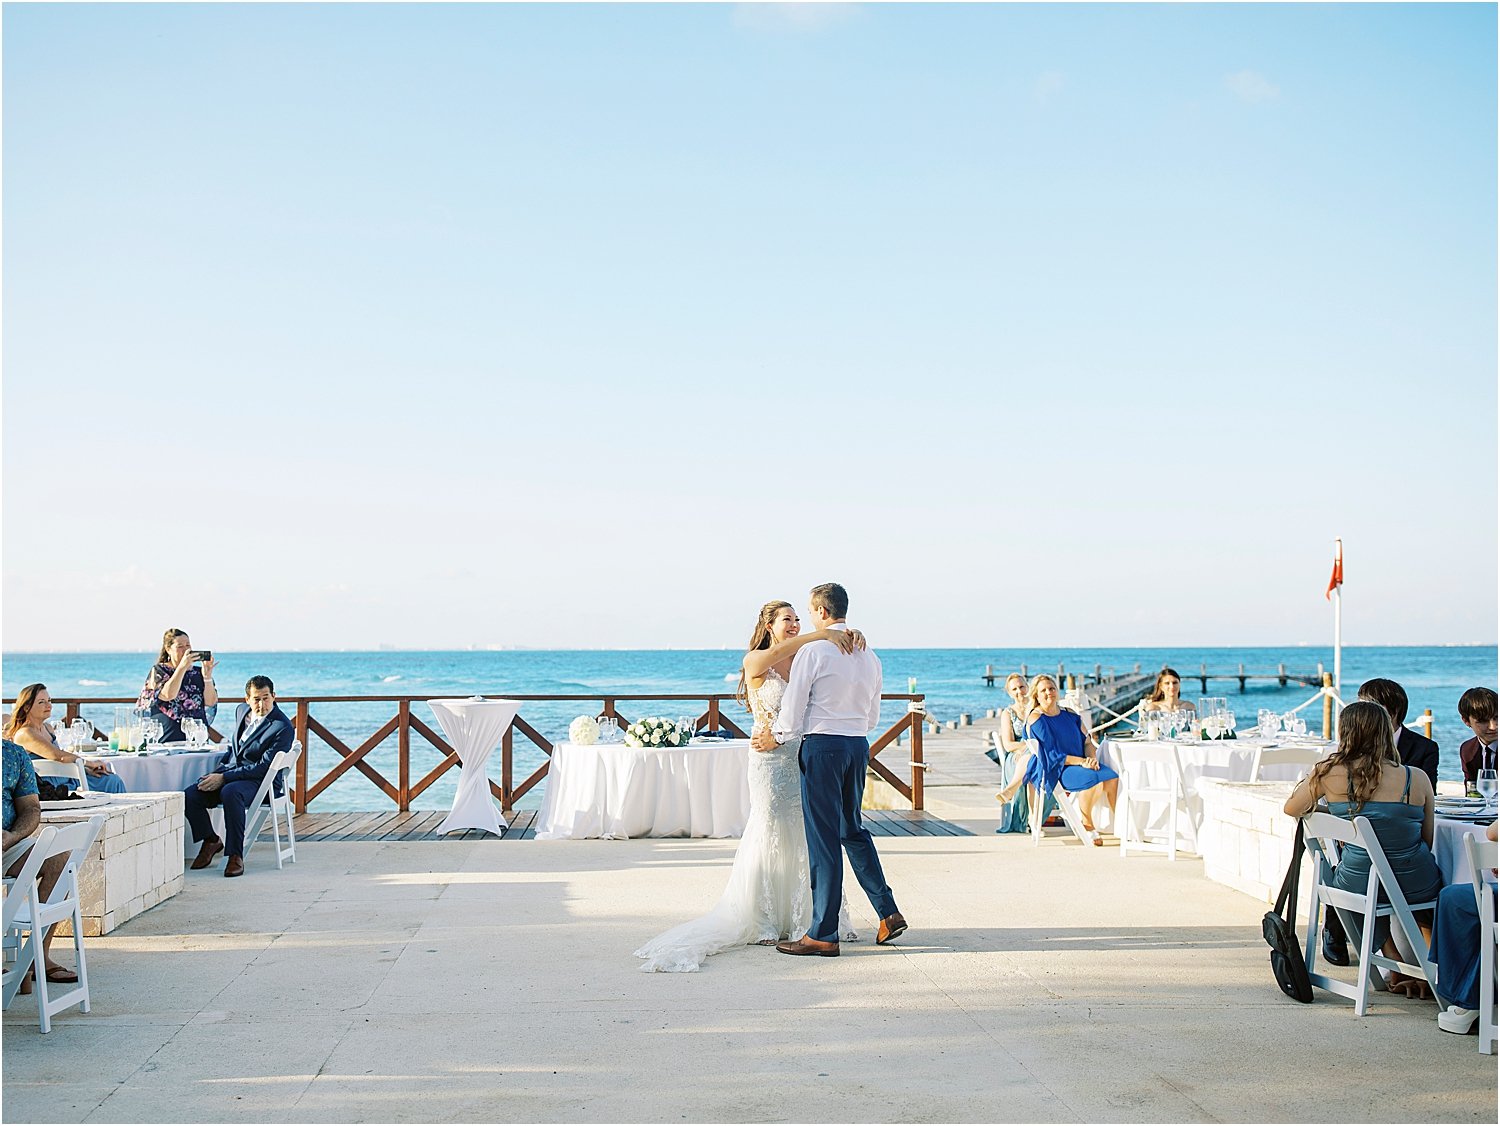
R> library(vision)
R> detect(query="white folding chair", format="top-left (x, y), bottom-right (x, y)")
top-left (29, 759), bottom-right (87, 791)
top-left (1116, 742), bottom-right (1192, 860)
top-left (1250, 745), bottom-right (1328, 782)
top-left (2, 816), bottom-right (106, 1033)
top-left (1029, 783), bottom-right (1097, 847)
top-left (1462, 834), bottom-right (1497, 1054)
top-left (1301, 811), bottom-right (1438, 1016)
top-left (243, 740), bottom-right (302, 870)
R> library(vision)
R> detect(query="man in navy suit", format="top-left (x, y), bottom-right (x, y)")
top-left (185, 676), bottom-right (294, 878)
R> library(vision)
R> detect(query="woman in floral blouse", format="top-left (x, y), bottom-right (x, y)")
top-left (137, 628), bottom-right (218, 742)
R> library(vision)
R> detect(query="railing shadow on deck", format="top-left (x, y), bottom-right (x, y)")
top-left (10, 693), bottom-right (928, 813)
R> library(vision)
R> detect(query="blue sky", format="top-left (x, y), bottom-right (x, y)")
top-left (3, 3), bottom-right (1495, 650)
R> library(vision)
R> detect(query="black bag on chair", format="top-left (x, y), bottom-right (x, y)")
top-left (1262, 823), bottom-right (1314, 1003)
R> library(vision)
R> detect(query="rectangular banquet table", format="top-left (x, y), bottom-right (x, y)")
top-left (1098, 735), bottom-right (1331, 839)
top-left (534, 739), bottom-right (753, 840)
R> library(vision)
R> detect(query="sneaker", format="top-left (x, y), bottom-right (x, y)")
top-left (1437, 1005), bottom-right (1479, 1034)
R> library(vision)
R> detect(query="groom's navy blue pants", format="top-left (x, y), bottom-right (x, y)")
top-left (800, 733), bottom-right (899, 943)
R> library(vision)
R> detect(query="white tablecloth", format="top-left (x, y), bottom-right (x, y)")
top-left (1099, 736), bottom-right (1330, 836)
top-left (1434, 817), bottom-right (1494, 888)
top-left (83, 749), bottom-right (224, 855)
top-left (535, 740), bottom-right (752, 840)
top-left (428, 698), bottom-right (520, 837)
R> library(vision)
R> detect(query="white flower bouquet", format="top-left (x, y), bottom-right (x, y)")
top-left (568, 715), bottom-right (600, 746)
top-left (624, 716), bottom-right (691, 749)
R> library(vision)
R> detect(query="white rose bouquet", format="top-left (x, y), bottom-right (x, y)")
top-left (624, 716), bottom-right (691, 749)
top-left (568, 715), bottom-right (600, 746)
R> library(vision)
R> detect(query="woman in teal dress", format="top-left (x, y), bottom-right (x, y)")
top-left (994, 673), bottom-right (1036, 833)
top-left (1284, 700), bottom-right (1443, 998)
top-left (1021, 675), bottom-right (1119, 844)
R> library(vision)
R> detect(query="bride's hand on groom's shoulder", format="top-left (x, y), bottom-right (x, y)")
top-left (822, 628), bottom-right (866, 655)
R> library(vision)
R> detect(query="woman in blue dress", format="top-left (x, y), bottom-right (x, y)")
top-left (1284, 700), bottom-right (1443, 998)
top-left (1022, 675), bottom-right (1119, 844)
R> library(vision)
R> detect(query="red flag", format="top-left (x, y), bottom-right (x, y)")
top-left (1325, 540), bottom-right (1343, 600)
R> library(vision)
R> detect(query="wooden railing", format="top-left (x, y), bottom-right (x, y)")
top-left (6, 693), bottom-right (929, 813)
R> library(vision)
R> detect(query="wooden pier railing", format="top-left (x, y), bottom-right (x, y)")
top-left (983, 661), bottom-right (1325, 693)
top-left (6, 693), bottom-right (928, 813)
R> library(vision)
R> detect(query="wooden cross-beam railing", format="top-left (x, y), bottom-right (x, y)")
top-left (6, 693), bottom-right (929, 813)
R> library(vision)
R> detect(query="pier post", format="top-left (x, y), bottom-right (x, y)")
top-left (910, 712), bottom-right (924, 811)
top-left (1422, 708), bottom-right (1433, 740)
top-left (1094, 663), bottom-right (1102, 684)
top-left (398, 699), bottom-right (411, 812)
top-left (500, 726), bottom-right (513, 814)
top-left (1057, 662), bottom-right (1065, 683)
top-left (1200, 662), bottom-right (1208, 694)
top-left (295, 700), bottom-right (310, 814)
top-left (984, 664), bottom-right (995, 687)
top-left (1021, 664), bottom-right (1028, 679)
top-left (1278, 663), bottom-right (1287, 687)
top-left (1238, 663), bottom-right (1246, 693)
top-left (1134, 663), bottom-right (1141, 674)
top-left (1067, 674), bottom-right (1077, 692)
top-left (1322, 673), bottom-right (1334, 740)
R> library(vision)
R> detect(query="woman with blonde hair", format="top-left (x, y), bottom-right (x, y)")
top-left (5, 684), bottom-right (125, 794)
top-left (636, 600), bottom-right (860, 971)
top-left (1284, 699), bottom-right (1442, 998)
top-left (1020, 674), bottom-right (1118, 844)
top-left (994, 673), bottom-right (1035, 833)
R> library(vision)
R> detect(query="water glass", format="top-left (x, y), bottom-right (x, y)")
top-left (677, 716), bottom-right (695, 741)
top-left (1477, 769), bottom-right (1498, 805)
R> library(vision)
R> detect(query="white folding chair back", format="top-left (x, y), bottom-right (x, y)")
top-left (243, 740), bottom-right (302, 869)
top-left (30, 759), bottom-right (88, 791)
top-left (1115, 742), bottom-right (1192, 860)
top-left (1301, 811), bottom-right (1438, 1016)
top-left (1250, 746), bottom-right (1328, 782)
top-left (1462, 834), bottom-right (1497, 1054)
top-left (2, 816), bottom-right (105, 1032)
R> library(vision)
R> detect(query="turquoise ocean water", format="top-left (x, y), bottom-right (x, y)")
top-left (3, 646), bottom-right (1494, 810)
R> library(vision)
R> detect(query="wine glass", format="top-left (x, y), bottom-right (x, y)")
top-left (71, 718), bottom-right (92, 749)
top-left (677, 715), bottom-right (695, 743)
top-left (1476, 768), bottom-right (1498, 806)
top-left (1223, 708), bottom-right (1237, 736)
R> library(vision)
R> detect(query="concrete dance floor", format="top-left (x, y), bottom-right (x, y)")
top-left (3, 828), bottom-right (1495, 1123)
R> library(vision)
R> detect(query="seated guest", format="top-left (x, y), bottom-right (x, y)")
top-left (1457, 687), bottom-right (1498, 786)
top-left (1359, 677), bottom-right (1439, 787)
top-left (1140, 667), bottom-right (1195, 715)
top-left (137, 627), bottom-right (219, 743)
top-left (184, 676), bottom-right (293, 879)
top-left (1285, 700), bottom-right (1443, 998)
top-left (1428, 820), bottom-right (1498, 1035)
top-left (3, 738), bottom-right (77, 987)
top-left (994, 674), bottom-right (1034, 831)
top-left (3, 684), bottom-right (125, 794)
top-left (1022, 674), bottom-right (1118, 845)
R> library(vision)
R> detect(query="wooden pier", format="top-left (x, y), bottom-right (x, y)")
top-left (982, 661), bottom-right (1325, 694)
top-left (290, 807), bottom-right (972, 842)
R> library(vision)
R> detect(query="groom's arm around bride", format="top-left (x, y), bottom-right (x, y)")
top-left (761, 582), bottom-right (908, 956)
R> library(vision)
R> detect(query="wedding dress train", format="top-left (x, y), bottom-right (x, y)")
top-left (634, 668), bottom-right (855, 972)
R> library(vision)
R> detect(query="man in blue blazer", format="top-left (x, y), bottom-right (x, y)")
top-left (185, 675), bottom-right (294, 877)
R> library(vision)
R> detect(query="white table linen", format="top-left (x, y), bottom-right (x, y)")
top-left (1099, 736), bottom-right (1330, 836)
top-left (428, 698), bottom-right (520, 836)
top-left (535, 740), bottom-right (753, 840)
top-left (82, 749), bottom-right (224, 855)
top-left (1434, 816), bottom-right (1494, 888)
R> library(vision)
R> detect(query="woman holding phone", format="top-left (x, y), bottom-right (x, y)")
top-left (137, 628), bottom-right (218, 742)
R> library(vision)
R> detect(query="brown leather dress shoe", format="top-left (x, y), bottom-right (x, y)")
top-left (877, 912), bottom-right (908, 945)
top-left (191, 837), bottom-right (224, 870)
top-left (224, 855), bottom-right (244, 878)
top-left (776, 936), bottom-right (839, 957)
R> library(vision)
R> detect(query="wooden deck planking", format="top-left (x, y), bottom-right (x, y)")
top-left (287, 808), bottom-right (968, 841)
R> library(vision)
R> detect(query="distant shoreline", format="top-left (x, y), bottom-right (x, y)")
top-left (4, 643), bottom-right (1496, 655)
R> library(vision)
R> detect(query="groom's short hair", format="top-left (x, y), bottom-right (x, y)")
top-left (810, 583), bottom-right (849, 619)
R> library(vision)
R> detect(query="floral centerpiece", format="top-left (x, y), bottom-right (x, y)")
top-left (624, 716), bottom-right (691, 749)
top-left (568, 715), bottom-right (600, 746)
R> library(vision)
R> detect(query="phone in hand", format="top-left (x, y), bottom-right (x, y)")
top-left (191, 650), bottom-right (212, 663)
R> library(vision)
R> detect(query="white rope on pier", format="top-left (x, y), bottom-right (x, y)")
top-left (1090, 699), bottom-right (1145, 736)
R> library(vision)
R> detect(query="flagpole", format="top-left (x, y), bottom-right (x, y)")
top-left (1333, 537), bottom-right (1343, 734)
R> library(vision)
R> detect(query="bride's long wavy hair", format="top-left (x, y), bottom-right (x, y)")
top-left (736, 600), bottom-right (794, 710)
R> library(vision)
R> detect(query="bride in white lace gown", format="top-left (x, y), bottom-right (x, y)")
top-left (635, 600), bottom-right (858, 973)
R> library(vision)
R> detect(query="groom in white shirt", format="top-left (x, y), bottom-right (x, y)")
top-left (755, 582), bottom-right (906, 956)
